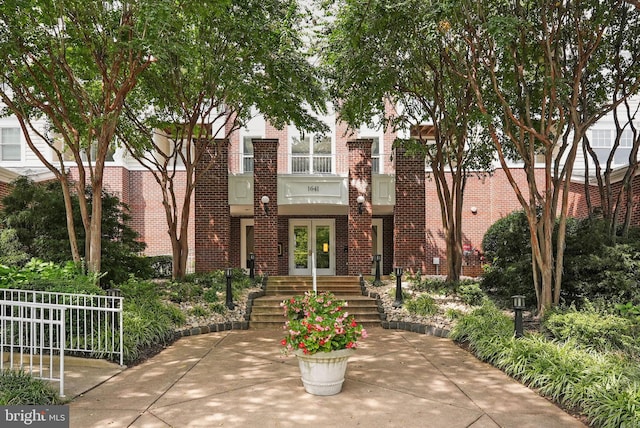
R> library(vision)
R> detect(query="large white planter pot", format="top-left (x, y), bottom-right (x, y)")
top-left (294, 348), bottom-right (354, 396)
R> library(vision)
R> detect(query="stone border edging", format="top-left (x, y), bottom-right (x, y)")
top-left (174, 286), bottom-right (450, 339)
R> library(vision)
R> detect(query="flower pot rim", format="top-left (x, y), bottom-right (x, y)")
top-left (293, 348), bottom-right (355, 358)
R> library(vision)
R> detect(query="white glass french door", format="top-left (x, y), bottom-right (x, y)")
top-left (289, 219), bottom-right (335, 276)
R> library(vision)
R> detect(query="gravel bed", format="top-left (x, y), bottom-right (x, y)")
top-left (364, 277), bottom-right (475, 333)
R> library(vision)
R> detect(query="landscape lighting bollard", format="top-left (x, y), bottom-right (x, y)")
top-left (226, 268), bottom-right (235, 310)
top-left (374, 254), bottom-right (382, 285)
top-left (249, 253), bottom-right (255, 280)
top-left (512, 295), bottom-right (525, 338)
top-left (393, 266), bottom-right (404, 308)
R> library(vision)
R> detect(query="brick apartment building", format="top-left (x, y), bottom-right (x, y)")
top-left (1, 108), bottom-right (639, 277)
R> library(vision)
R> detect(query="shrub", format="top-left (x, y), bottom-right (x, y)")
top-left (480, 209), bottom-right (533, 302)
top-left (452, 302), bottom-right (640, 428)
top-left (0, 259), bottom-right (104, 295)
top-left (0, 228), bottom-right (30, 266)
top-left (405, 294), bottom-right (438, 316)
top-left (457, 279), bottom-right (486, 306)
top-left (543, 308), bottom-right (640, 358)
top-left (189, 305), bottom-right (210, 317)
top-left (148, 256), bottom-right (173, 278)
top-left (0, 177), bottom-right (150, 286)
top-left (118, 277), bottom-right (184, 364)
top-left (411, 276), bottom-right (449, 294)
top-left (0, 369), bottom-right (63, 405)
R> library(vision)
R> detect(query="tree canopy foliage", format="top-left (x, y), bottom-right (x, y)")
top-left (321, 0), bottom-right (494, 281)
top-left (0, 0), bottom-right (165, 274)
top-left (118, 0), bottom-right (328, 279)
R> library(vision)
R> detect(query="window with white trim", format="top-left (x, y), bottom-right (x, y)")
top-left (361, 136), bottom-right (380, 173)
top-left (0, 128), bottom-right (21, 161)
top-left (620, 129), bottom-right (634, 148)
top-left (591, 129), bottom-right (611, 148)
top-left (291, 133), bottom-right (333, 174)
top-left (242, 136), bottom-right (257, 173)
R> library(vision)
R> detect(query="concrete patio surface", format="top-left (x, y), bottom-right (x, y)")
top-left (66, 328), bottom-right (587, 427)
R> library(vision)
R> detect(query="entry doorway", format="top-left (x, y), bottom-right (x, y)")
top-left (240, 218), bottom-right (254, 271)
top-left (289, 219), bottom-right (335, 276)
top-left (371, 219), bottom-right (383, 275)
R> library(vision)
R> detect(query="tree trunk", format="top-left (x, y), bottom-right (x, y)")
top-left (59, 176), bottom-right (81, 263)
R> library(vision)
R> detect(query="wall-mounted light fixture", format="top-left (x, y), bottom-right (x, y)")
top-left (261, 195), bottom-right (270, 215)
top-left (471, 206), bottom-right (478, 214)
top-left (356, 195), bottom-right (365, 214)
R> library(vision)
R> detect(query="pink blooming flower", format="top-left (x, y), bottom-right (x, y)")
top-left (281, 291), bottom-right (366, 355)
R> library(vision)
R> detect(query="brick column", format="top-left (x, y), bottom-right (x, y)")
top-left (394, 146), bottom-right (427, 273)
top-left (348, 139), bottom-right (373, 276)
top-left (253, 139), bottom-right (279, 275)
top-left (195, 140), bottom-right (230, 272)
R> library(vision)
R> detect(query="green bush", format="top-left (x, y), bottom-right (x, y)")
top-left (0, 177), bottom-right (151, 286)
top-left (148, 255), bottom-right (173, 278)
top-left (543, 308), bottom-right (640, 358)
top-left (0, 228), bottom-right (30, 266)
top-left (481, 210), bottom-right (533, 299)
top-left (452, 302), bottom-right (640, 428)
top-left (405, 294), bottom-right (438, 316)
top-left (0, 259), bottom-right (104, 295)
top-left (118, 277), bottom-right (184, 364)
top-left (457, 279), bottom-right (486, 306)
top-left (0, 369), bottom-right (63, 405)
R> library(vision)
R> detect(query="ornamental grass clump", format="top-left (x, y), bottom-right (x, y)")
top-left (281, 291), bottom-right (367, 355)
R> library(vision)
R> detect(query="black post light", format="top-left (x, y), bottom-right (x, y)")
top-left (357, 195), bottom-right (365, 214)
top-left (393, 266), bottom-right (404, 308)
top-left (249, 253), bottom-right (255, 280)
top-left (261, 195), bottom-right (270, 215)
top-left (373, 254), bottom-right (382, 286)
top-left (225, 268), bottom-right (235, 310)
top-left (106, 288), bottom-right (121, 297)
top-left (512, 295), bottom-right (525, 338)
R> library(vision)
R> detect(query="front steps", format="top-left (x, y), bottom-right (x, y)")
top-left (249, 276), bottom-right (382, 330)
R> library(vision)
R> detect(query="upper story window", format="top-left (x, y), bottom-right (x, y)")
top-left (591, 129), bottom-right (611, 148)
top-left (242, 136), bottom-right (256, 173)
top-left (620, 129), bottom-right (634, 148)
top-left (291, 133), bottom-right (333, 174)
top-left (1, 127), bottom-right (21, 161)
top-left (361, 136), bottom-right (380, 173)
top-left (80, 143), bottom-right (115, 162)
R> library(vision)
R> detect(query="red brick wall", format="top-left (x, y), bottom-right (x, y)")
top-left (348, 139), bottom-right (373, 275)
top-left (253, 139), bottom-right (279, 275)
top-left (70, 166), bottom-right (194, 261)
top-left (0, 181), bottom-right (10, 208)
top-left (394, 146), bottom-right (427, 273)
top-left (195, 142), bottom-right (230, 272)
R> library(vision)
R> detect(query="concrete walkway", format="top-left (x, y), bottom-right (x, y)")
top-left (67, 328), bottom-right (586, 427)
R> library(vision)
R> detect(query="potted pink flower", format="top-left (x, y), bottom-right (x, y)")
top-left (281, 291), bottom-right (367, 395)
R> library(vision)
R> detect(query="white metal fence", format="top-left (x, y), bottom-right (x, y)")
top-left (0, 288), bottom-right (124, 365)
top-left (1, 300), bottom-right (66, 396)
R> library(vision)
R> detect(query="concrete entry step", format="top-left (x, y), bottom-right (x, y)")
top-left (249, 276), bottom-right (382, 330)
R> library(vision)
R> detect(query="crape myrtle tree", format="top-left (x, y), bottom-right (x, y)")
top-left (0, 0), bottom-right (166, 274)
top-left (320, 0), bottom-right (494, 282)
top-left (450, 0), bottom-right (640, 314)
top-left (118, 0), bottom-right (327, 279)
top-left (580, 8), bottom-right (640, 240)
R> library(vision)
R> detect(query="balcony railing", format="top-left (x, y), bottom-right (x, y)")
top-left (291, 154), bottom-right (333, 174)
top-left (229, 152), bottom-right (388, 175)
